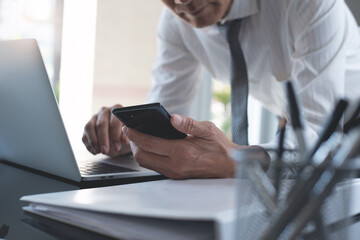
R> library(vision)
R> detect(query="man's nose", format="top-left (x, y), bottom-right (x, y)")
top-left (174, 0), bottom-right (192, 5)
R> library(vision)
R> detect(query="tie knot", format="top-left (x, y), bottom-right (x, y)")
top-left (217, 19), bottom-right (242, 42)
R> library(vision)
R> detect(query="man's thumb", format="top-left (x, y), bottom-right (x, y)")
top-left (171, 114), bottom-right (214, 139)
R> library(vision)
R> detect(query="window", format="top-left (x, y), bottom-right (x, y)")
top-left (0, 0), bottom-right (63, 100)
top-left (1, 0), bottom-right (276, 146)
top-left (59, 0), bottom-right (163, 147)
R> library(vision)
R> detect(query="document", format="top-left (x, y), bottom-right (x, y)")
top-left (21, 179), bottom-right (237, 240)
top-left (21, 179), bottom-right (360, 240)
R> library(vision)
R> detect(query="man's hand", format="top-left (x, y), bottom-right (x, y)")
top-left (82, 104), bottom-right (131, 157)
top-left (123, 114), bottom-right (243, 179)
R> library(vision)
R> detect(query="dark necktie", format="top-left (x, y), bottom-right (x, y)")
top-left (218, 19), bottom-right (249, 145)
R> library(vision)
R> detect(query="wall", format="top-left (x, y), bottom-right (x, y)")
top-left (92, 0), bottom-right (163, 113)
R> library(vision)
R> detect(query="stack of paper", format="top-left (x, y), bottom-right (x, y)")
top-left (21, 179), bottom-right (360, 240)
top-left (21, 179), bottom-right (237, 240)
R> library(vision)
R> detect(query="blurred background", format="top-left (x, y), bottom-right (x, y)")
top-left (0, 0), bottom-right (359, 147)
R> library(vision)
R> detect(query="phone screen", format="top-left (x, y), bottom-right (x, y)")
top-left (112, 103), bottom-right (187, 139)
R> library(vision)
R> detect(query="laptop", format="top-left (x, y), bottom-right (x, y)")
top-left (0, 39), bottom-right (159, 182)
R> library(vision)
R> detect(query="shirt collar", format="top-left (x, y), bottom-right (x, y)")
top-left (219, 0), bottom-right (259, 24)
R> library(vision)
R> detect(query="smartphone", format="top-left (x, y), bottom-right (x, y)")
top-left (112, 103), bottom-right (187, 140)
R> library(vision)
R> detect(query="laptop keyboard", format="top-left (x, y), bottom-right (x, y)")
top-left (78, 161), bottom-right (136, 175)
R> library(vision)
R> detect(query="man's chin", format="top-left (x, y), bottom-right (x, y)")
top-left (182, 15), bottom-right (218, 28)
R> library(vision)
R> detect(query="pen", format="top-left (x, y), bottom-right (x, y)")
top-left (247, 161), bottom-right (277, 213)
top-left (268, 119), bottom-right (352, 239)
top-left (285, 126), bottom-right (360, 239)
top-left (286, 99), bottom-right (348, 210)
top-left (260, 132), bottom-right (344, 240)
top-left (302, 99), bottom-right (348, 167)
top-left (285, 81), bottom-right (307, 157)
top-left (274, 117), bottom-right (286, 199)
top-left (344, 100), bottom-right (360, 134)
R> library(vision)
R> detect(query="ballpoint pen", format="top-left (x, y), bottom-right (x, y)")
top-left (301, 99), bottom-right (348, 167)
top-left (344, 100), bottom-right (360, 134)
top-left (274, 117), bottom-right (286, 199)
top-left (233, 149), bottom-right (277, 213)
top-left (260, 133), bottom-right (344, 240)
top-left (287, 99), bottom-right (349, 198)
top-left (285, 81), bottom-right (307, 157)
top-left (261, 119), bottom-right (359, 240)
top-left (285, 126), bottom-right (360, 239)
top-left (247, 160), bottom-right (277, 213)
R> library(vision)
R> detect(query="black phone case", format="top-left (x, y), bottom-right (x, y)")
top-left (112, 103), bottom-right (187, 140)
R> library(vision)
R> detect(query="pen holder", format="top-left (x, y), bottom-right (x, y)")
top-left (232, 149), bottom-right (276, 240)
top-left (232, 149), bottom-right (298, 239)
top-left (232, 146), bottom-right (360, 240)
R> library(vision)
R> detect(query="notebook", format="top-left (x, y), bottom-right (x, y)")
top-left (0, 39), bottom-right (159, 182)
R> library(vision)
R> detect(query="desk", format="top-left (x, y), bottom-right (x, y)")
top-left (1, 162), bottom-right (360, 240)
top-left (0, 162), bottom-right (77, 239)
top-left (0, 162), bottom-right (163, 240)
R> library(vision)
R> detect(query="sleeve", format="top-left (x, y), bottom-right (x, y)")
top-left (260, 0), bottom-right (352, 160)
top-left (284, 0), bottom-right (350, 149)
top-left (146, 9), bottom-right (203, 116)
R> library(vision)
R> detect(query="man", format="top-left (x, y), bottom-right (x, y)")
top-left (82, 0), bottom-right (360, 179)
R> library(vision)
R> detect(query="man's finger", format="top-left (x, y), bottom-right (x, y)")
top-left (123, 127), bottom-right (175, 156)
top-left (84, 115), bottom-right (100, 153)
top-left (82, 133), bottom-right (96, 155)
top-left (130, 142), bottom-right (178, 178)
top-left (121, 133), bottom-right (130, 144)
top-left (109, 113), bottom-right (123, 152)
top-left (171, 114), bottom-right (216, 140)
top-left (96, 107), bottom-right (111, 154)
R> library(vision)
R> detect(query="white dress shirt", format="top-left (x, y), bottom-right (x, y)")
top-left (147, 0), bottom-right (360, 149)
